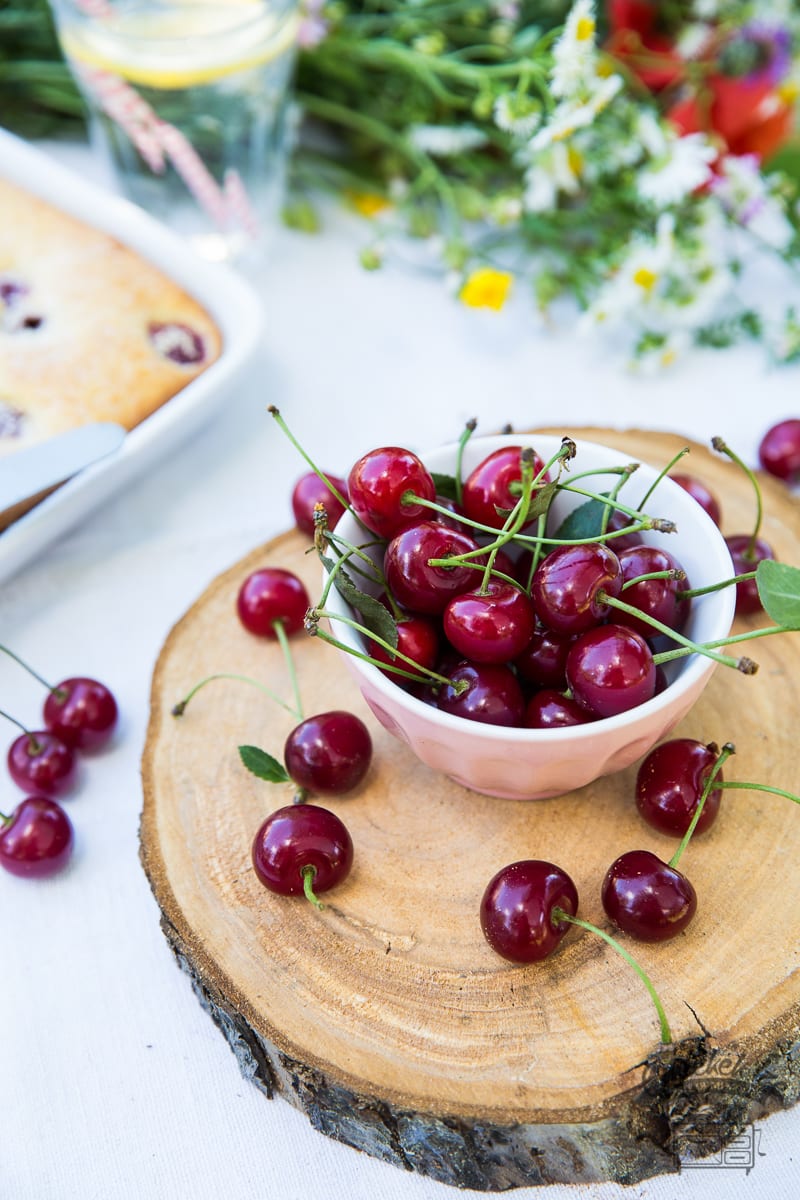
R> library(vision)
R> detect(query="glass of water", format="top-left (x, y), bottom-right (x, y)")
top-left (50, 0), bottom-right (300, 263)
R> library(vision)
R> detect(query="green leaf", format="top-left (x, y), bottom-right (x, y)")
top-left (239, 745), bottom-right (290, 783)
top-left (756, 559), bottom-right (800, 629)
top-left (320, 554), bottom-right (399, 649)
top-left (430, 472), bottom-right (459, 501)
top-left (554, 494), bottom-right (628, 542)
top-left (526, 479), bottom-right (558, 521)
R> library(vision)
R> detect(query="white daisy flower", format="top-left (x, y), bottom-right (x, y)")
top-left (551, 0), bottom-right (599, 100)
top-left (633, 330), bottom-right (691, 374)
top-left (581, 213), bottom-right (676, 327)
top-left (408, 124), bottom-right (488, 156)
top-left (637, 133), bottom-right (717, 205)
top-left (523, 143), bottom-right (582, 213)
top-left (531, 74), bottom-right (623, 149)
top-left (711, 155), bottom-right (795, 251)
top-left (493, 93), bottom-right (542, 139)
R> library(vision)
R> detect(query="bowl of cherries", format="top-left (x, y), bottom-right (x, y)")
top-left (316, 432), bottom-right (737, 801)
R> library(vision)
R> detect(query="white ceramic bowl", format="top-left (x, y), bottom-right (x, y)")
top-left (326, 434), bottom-right (735, 800)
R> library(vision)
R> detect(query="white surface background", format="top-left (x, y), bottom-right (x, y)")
top-left (2, 140), bottom-right (799, 1200)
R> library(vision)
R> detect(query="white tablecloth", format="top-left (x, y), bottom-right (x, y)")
top-left (2, 140), bottom-right (799, 1200)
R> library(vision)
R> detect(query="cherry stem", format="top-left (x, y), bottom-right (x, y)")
top-left (454, 418), bottom-right (477, 506)
top-left (599, 467), bottom-right (638, 539)
top-left (267, 405), bottom-right (364, 530)
top-left (308, 610), bottom-right (467, 692)
top-left (712, 436), bottom-right (763, 556)
top-left (558, 484), bottom-right (675, 532)
top-left (0, 643), bottom-right (62, 697)
top-left (654, 621), bottom-right (799, 669)
top-left (717, 781), bottom-right (800, 804)
top-left (272, 619), bottom-right (304, 722)
top-left (0, 708), bottom-right (38, 747)
top-left (621, 569), bottom-right (686, 591)
top-left (171, 673), bottom-right (301, 720)
top-left (679, 571), bottom-right (757, 599)
top-left (634, 446), bottom-right (690, 513)
top-left (551, 909), bottom-right (672, 1045)
top-left (301, 864), bottom-right (324, 910)
top-left (598, 593), bottom-right (750, 671)
top-left (480, 446), bottom-right (538, 593)
top-left (669, 743), bottom-right (735, 870)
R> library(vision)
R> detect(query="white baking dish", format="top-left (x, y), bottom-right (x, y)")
top-left (0, 128), bottom-right (263, 583)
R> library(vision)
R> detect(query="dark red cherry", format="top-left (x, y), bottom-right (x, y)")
top-left (480, 860), bottom-right (579, 962)
top-left (601, 849), bottom-right (697, 942)
top-left (531, 543), bottom-right (622, 635)
top-left (604, 508), bottom-right (643, 551)
top-left (461, 445), bottom-right (549, 532)
top-left (284, 711), bottom-right (372, 794)
top-left (525, 690), bottom-right (593, 728)
top-left (670, 473), bottom-right (722, 526)
top-left (566, 624), bottom-right (656, 718)
top-left (758, 419), bottom-right (800, 482)
top-left (616, 545), bottom-right (690, 638)
top-left (7, 732), bottom-right (77, 798)
top-left (43, 677), bottom-right (118, 752)
top-left (147, 321), bottom-right (205, 364)
top-left (436, 661), bottom-right (525, 726)
top-left (347, 446), bottom-right (436, 538)
top-left (515, 624), bottom-right (574, 689)
top-left (443, 581), bottom-right (535, 664)
top-left (237, 568), bottom-right (310, 637)
top-left (0, 796), bottom-right (74, 878)
top-left (725, 535), bottom-right (774, 615)
top-left (368, 615), bottom-right (440, 684)
top-left (291, 471), bottom-right (348, 537)
top-left (636, 738), bottom-right (722, 836)
top-left (384, 521), bottom-right (479, 614)
top-left (251, 803), bottom-right (353, 897)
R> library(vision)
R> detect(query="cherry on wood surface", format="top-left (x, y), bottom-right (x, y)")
top-left (140, 429), bottom-right (800, 1188)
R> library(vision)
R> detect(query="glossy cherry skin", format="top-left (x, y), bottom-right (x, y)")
top-left (237, 568), bottom-right (310, 637)
top-left (436, 660), bottom-right (525, 727)
top-left (348, 446), bottom-right (436, 539)
top-left (670, 473), bottom-right (722, 527)
top-left (43, 677), bottom-right (118, 751)
top-left (251, 803), bottom-right (353, 897)
top-left (7, 732), bottom-right (77, 797)
top-left (525, 690), bottom-right (593, 729)
top-left (480, 860), bottom-right (579, 963)
top-left (636, 739), bottom-right (722, 836)
top-left (384, 521), bottom-right (479, 614)
top-left (616, 545), bottom-right (690, 639)
top-left (531, 543), bottom-right (622, 635)
top-left (291, 471), bottom-right (348, 537)
top-left (758, 419), bottom-right (800, 482)
top-left (284, 711), bottom-right (372, 794)
top-left (566, 624), bottom-right (656, 718)
top-left (461, 446), bottom-right (549, 532)
top-left (604, 509), bottom-right (643, 552)
top-left (368, 615), bottom-right (440, 684)
top-left (0, 796), bottom-right (74, 878)
top-left (515, 624), bottom-right (574, 689)
top-left (601, 849), bottom-right (697, 942)
top-left (725, 535), bottom-right (775, 615)
top-left (444, 582), bottom-right (535, 664)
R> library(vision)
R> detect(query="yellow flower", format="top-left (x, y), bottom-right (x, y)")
top-left (346, 191), bottom-right (391, 218)
top-left (460, 268), bottom-right (513, 311)
top-left (633, 266), bottom-right (658, 292)
top-left (576, 16), bottom-right (595, 41)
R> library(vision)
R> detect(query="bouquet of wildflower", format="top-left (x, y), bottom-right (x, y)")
top-left (292, 0), bottom-right (800, 367)
top-left (5, 0), bottom-right (800, 366)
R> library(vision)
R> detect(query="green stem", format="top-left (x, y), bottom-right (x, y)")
top-left (301, 864), bottom-right (324, 910)
top-left (679, 571), bottom-right (756, 599)
top-left (653, 621), bottom-right (795, 668)
top-left (599, 593), bottom-right (747, 671)
top-left (635, 447), bottom-right (690, 513)
top-left (267, 405), bottom-right (353, 520)
top-left (717, 781), bottom-right (800, 804)
top-left (0, 643), bottom-right (59, 695)
top-left (454, 418), bottom-right (477, 507)
top-left (669, 744), bottom-right (735, 870)
top-left (171, 673), bottom-right (300, 720)
top-left (552, 909), bottom-right (672, 1045)
top-left (273, 620), bottom-right (304, 723)
top-left (711, 437), bottom-right (763, 556)
top-left (0, 708), bottom-right (35, 740)
top-left (310, 610), bottom-right (465, 691)
top-left (621, 570), bottom-right (685, 591)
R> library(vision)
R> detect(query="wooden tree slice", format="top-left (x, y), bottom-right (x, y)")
top-left (141, 429), bottom-right (800, 1190)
